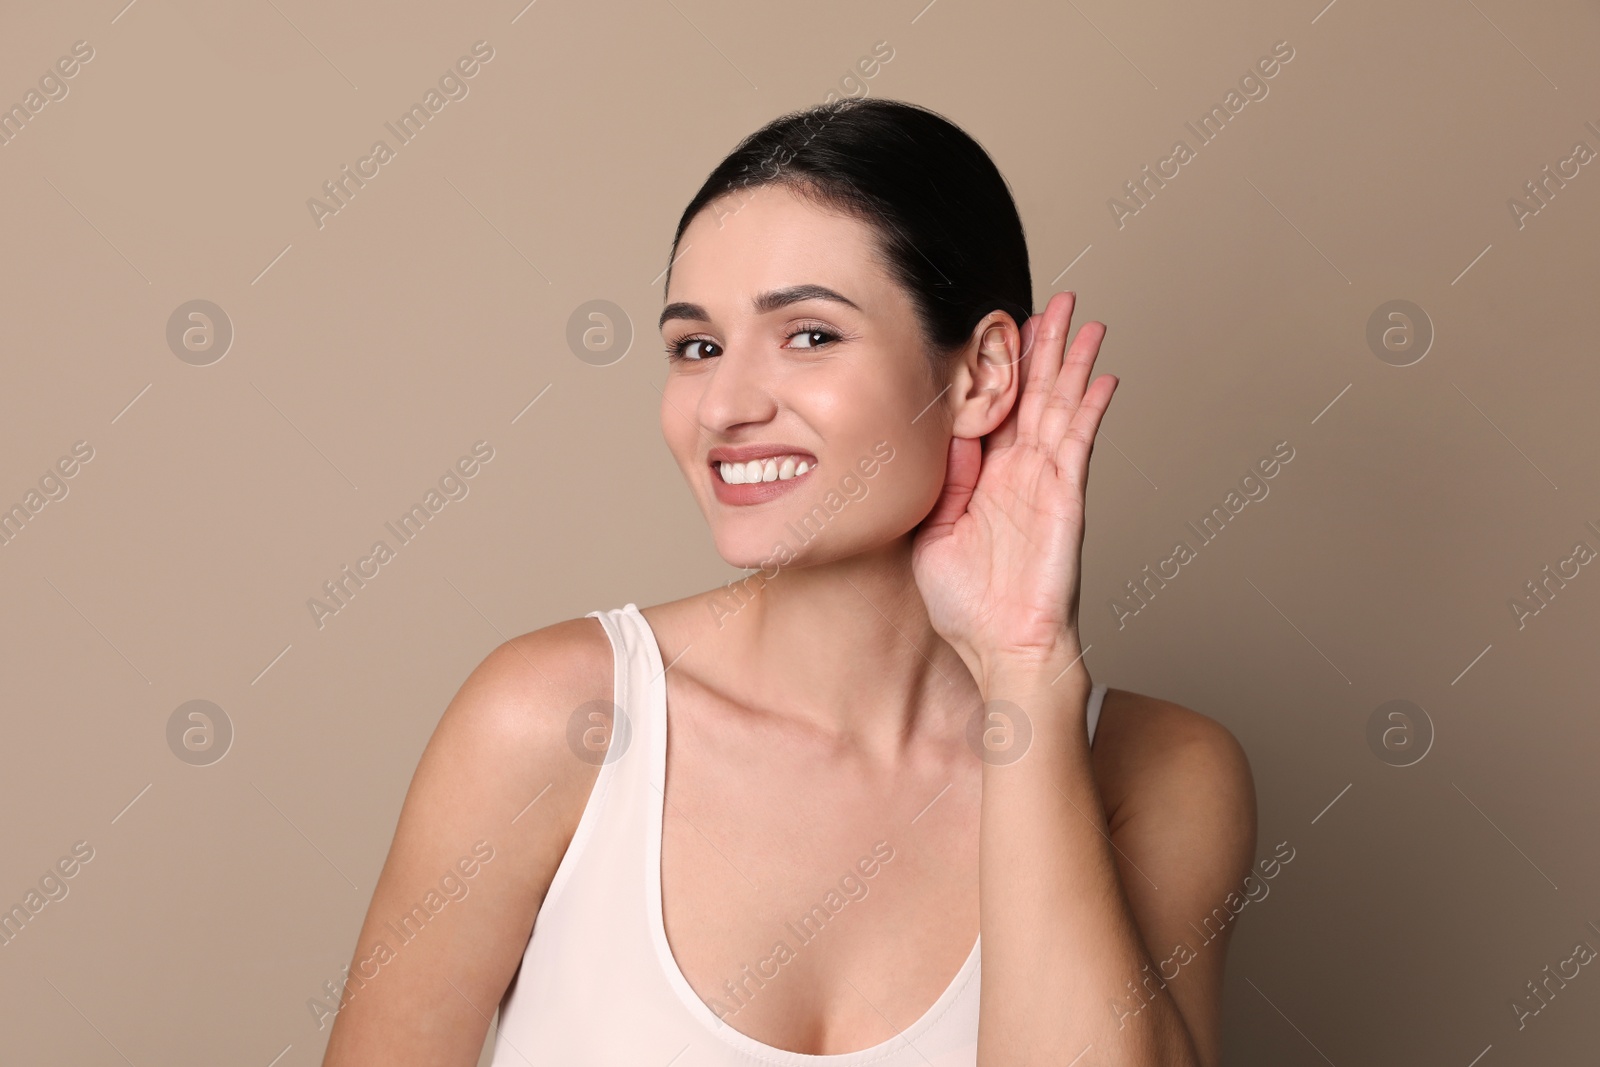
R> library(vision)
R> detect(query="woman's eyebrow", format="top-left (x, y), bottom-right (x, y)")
top-left (752, 284), bottom-right (862, 316)
top-left (659, 284), bottom-right (862, 330)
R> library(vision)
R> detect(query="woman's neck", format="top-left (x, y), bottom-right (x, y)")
top-left (690, 538), bottom-right (980, 755)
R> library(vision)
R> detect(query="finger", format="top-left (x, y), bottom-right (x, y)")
top-left (1055, 371), bottom-right (1118, 489)
top-left (917, 434), bottom-right (982, 538)
top-left (1014, 292), bottom-right (1075, 448)
top-left (1059, 319), bottom-right (1106, 411)
top-left (1037, 319), bottom-right (1106, 455)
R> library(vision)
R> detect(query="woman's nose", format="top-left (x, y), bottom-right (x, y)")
top-left (696, 344), bottom-right (778, 433)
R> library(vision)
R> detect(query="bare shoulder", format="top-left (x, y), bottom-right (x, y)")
top-left (424, 613), bottom-right (619, 869)
top-left (1090, 687), bottom-right (1257, 1067)
top-left (1093, 686), bottom-right (1255, 825)
top-left (319, 615), bottom-right (616, 1064)
top-left (419, 615), bottom-right (617, 810)
top-left (472, 615), bottom-right (617, 744)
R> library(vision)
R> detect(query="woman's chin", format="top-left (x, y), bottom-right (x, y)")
top-left (712, 534), bottom-right (795, 574)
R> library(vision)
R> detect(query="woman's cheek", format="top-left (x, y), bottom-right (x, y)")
top-left (659, 385), bottom-right (706, 480)
top-left (864, 435), bottom-right (944, 534)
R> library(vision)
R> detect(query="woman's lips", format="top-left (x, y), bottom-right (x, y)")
top-left (709, 458), bottom-right (816, 506)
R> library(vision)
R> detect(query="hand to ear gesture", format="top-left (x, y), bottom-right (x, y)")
top-left (911, 292), bottom-right (1118, 686)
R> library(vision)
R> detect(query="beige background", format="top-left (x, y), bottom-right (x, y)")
top-left (3, 0), bottom-right (1598, 1062)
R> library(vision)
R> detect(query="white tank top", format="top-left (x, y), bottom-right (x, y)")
top-left (490, 602), bottom-right (1107, 1065)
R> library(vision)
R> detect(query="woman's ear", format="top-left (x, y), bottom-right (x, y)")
top-left (948, 312), bottom-right (1022, 439)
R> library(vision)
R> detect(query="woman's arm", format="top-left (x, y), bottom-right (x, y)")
top-left (909, 291), bottom-right (1258, 1064)
top-left (319, 619), bottom-right (612, 1066)
top-left (974, 659), bottom-right (1256, 1066)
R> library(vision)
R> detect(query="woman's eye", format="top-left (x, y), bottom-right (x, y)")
top-left (788, 327), bottom-right (837, 350)
top-left (669, 338), bottom-right (719, 361)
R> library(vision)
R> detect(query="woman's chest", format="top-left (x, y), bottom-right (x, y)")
top-left (659, 732), bottom-right (983, 1055)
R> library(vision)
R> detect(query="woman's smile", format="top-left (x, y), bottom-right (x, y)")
top-left (707, 444), bottom-right (818, 505)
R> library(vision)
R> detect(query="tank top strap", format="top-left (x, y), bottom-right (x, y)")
top-left (1087, 680), bottom-right (1108, 747)
top-left (579, 601), bottom-right (662, 785)
top-left (530, 603), bottom-right (660, 914)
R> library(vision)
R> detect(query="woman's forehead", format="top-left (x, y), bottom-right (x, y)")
top-left (668, 199), bottom-right (900, 314)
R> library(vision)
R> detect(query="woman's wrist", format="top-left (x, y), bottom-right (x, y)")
top-left (969, 631), bottom-right (1089, 698)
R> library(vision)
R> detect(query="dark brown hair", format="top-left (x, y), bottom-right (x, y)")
top-left (665, 98), bottom-right (1033, 372)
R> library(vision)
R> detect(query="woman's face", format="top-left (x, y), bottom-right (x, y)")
top-left (658, 183), bottom-right (963, 573)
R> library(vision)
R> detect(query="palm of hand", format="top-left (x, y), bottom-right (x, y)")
top-left (910, 292), bottom-right (1117, 674)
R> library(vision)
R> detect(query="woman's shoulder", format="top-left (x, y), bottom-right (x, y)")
top-left (1098, 686), bottom-right (1242, 746)
top-left (417, 615), bottom-right (619, 821)
top-left (1094, 687), bottom-right (1254, 822)
top-left (320, 618), bottom-right (622, 1057)
top-left (477, 594), bottom-right (713, 720)
top-left (464, 614), bottom-right (619, 739)
top-left (498, 612), bottom-right (617, 680)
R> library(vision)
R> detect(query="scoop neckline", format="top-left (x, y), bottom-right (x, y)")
top-left (626, 602), bottom-right (981, 1065)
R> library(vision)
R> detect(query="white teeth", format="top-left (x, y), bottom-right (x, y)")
top-left (717, 455), bottom-right (815, 484)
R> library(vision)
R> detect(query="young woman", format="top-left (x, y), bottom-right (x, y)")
top-left (321, 98), bottom-right (1256, 1067)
